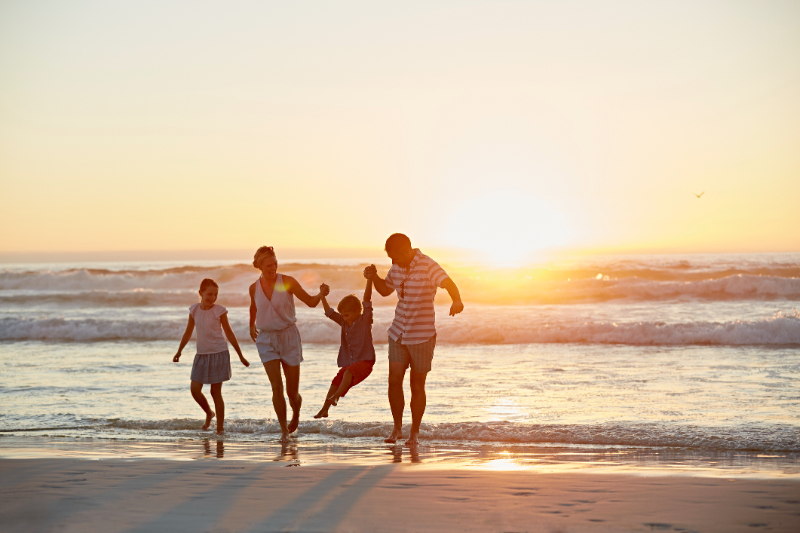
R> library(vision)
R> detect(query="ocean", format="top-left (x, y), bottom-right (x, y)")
top-left (1, 253), bottom-right (799, 475)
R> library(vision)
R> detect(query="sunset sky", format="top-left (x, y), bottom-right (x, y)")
top-left (1, 1), bottom-right (798, 260)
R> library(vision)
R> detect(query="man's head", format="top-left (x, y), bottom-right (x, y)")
top-left (337, 294), bottom-right (362, 325)
top-left (384, 233), bottom-right (415, 268)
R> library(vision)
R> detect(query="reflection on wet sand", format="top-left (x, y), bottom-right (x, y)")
top-left (202, 439), bottom-right (224, 458)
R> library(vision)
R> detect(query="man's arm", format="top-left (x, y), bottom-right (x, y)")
top-left (364, 264), bottom-right (394, 297)
top-left (441, 278), bottom-right (464, 316)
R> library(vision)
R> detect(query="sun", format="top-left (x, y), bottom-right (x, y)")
top-left (443, 189), bottom-right (570, 265)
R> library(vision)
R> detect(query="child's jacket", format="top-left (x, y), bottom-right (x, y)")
top-left (325, 302), bottom-right (376, 367)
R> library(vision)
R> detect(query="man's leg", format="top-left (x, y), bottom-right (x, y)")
top-left (406, 370), bottom-right (428, 446)
top-left (263, 361), bottom-right (289, 443)
top-left (282, 361), bottom-right (302, 434)
top-left (386, 362), bottom-right (406, 443)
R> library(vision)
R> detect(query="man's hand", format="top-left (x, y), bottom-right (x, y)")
top-left (249, 325), bottom-right (258, 343)
top-left (449, 300), bottom-right (464, 317)
top-left (320, 283), bottom-right (330, 296)
top-left (363, 264), bottom-right (377, 280)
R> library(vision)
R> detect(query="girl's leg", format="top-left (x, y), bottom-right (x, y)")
top-left (263, 361), bottom-right (289, 443)
top-left (210, 383), bottom-right (225, 435)
top-left (190, 380), bottom-right (215, 430)
top-left (314, 382), bottom-right (339, 419)
top-left (329, 370), bottom-right (353, 406)
top-left (282, 361), bottom-right (302, 433)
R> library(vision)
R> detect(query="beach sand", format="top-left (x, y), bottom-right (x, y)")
top-left (1, 458), bottom-right (799, 532)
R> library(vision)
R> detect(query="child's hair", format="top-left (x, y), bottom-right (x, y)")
top-left (337, 294), bottom-right (362, 314)
top-left (252, 246), bottom-right (276, 268)
top-left (199, 278), bottom-right (219, 292)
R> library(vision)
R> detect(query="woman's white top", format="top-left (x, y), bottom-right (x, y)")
top-left (255, 274), bottom-right (296, 331)
top-left (189, 303), bottom-right (229, 354)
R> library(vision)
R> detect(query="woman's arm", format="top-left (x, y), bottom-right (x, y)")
top-left (221, 314), bottom-right (249, 367)
top-left (173, 314), bottom-right (195, 362)
top-left (248, 283), bottom-right (258, 342)
top-left (284, 275), bottom-right (323, 307)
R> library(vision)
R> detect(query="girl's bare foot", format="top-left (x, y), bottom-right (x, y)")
top-left (288, 394), bottom-right (302, 433)
top-left (384, 426), bottom-right (403, 444)
top-left (313, 408), bottom-right (329, 419)
top-left (202, 411), bottom-right (216, 431)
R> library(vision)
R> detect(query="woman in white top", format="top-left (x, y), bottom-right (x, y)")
top-left (173, 278), bottom-right (250, 435)
top-left (249, 246), bottom-right (330, 443)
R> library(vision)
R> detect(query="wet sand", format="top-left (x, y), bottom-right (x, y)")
top-left (1, 457), bottom-right (799, 532)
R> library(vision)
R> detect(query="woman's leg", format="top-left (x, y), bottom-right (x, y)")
top-left (190, 380), bottom-right (215, 430)
top-left (314, 382), bottom-right (339, 419)
top-left (282, 361), bottom-right (302, 433)
top-left (263, 361), bottom-right (289, 442)
top-left (210, 383), bottom-right (225, 434)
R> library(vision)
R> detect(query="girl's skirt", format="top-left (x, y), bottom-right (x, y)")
top-left (190, 350), bottom-right (232, 384)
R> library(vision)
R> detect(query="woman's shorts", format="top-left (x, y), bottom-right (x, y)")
top-left (256, 325), bottom-right (303, 366)
top-left (331, 360), bottom-right (375, 397)
top-left (191, 350), bottom-right (232, 384)
top-left (388, 335), bottom-right (436, 373)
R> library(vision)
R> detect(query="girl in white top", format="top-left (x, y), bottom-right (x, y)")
top-left (248, 246), bottom-right (329, 443)
top-left (173, 278), bottom-right (250, 435)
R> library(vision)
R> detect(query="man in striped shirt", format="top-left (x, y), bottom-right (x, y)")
top-left (364, 233), bottom-right (464, 446)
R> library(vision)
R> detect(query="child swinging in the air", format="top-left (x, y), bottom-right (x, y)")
top-left (314, 278), bottom-right (375, 418)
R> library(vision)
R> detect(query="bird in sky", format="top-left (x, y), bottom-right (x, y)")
top-left (694, 191), bottom-right (705, 198)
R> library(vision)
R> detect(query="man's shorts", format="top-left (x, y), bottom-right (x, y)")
top-left (331, 360), bottom-right (375, 397)
top-left (256, 324), bottom-right (303, 366)
top-left (388, 334), bottom-right (436, 373)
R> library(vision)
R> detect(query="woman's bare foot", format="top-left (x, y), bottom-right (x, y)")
top-left (202, 411), bottom-right (216, 431)
top-left (405, 432), bottom-right (420, 447)
top-left (288, 394), bottom-right (302, 433)
top-left (384, 426), bottom-right (403, 444)
top-left (279, 431), bottom-right (289, 444)
top-left (216, 429), bottom-right (225, 436)
top-left (313, 407), bottom-right (329, 419)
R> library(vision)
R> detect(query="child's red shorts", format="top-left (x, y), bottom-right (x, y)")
top-left (331, 360), bottom-right (375, 396)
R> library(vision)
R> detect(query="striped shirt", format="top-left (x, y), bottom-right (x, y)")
top-left (384, 249), bottom-right (450, 345)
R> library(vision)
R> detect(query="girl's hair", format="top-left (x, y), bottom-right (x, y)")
top-left (337, 294), bottom-right (362, 313)
top-left (199, 278), bottom-right (219, 292)
top-left (253, 246), bottom-right (276, 268)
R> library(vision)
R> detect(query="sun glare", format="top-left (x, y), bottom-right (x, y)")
top-left (443, 189), bottom-right (570, 266)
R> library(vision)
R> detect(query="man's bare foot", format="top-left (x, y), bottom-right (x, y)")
top-left (313, 408), bottom-right (329, 419)
top-left (384, 426), bottom-right (403, 444)
top-left (202, 411), bottom-right (216, 431)
top-left (288, 394), bottom-right (302, 433)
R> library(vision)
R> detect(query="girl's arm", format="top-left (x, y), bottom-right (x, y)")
top-left (248, 283), bottom-right (258, 342)
top-left (173, 314), bottom-right (195, 362)
top-left (221, 314), bottom-right (249, 367)
top-left (284, 275), bottom-right (324, 307)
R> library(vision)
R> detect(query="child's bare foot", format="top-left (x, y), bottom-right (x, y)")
top-left (384, 426), bottom-right (403, 444)
top-left (327, 394), bottom-right (339, 407)
top-left (313, 407), bottom-right (329, 419)
top-left (288, 394), bottom-right (302, 433)
top-left (202, 411), bottom-right (216, 431)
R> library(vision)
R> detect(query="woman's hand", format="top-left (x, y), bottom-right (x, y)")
top-left (320, 283), bottom-right (330, 296)
top-left (249, 325), bottom-right (258, 342)
top-left (173, 353), bottom-right (181, 362)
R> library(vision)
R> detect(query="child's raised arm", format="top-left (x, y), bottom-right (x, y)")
top-left (172, 314), bottom-right (195, 362)
top-left (221, 314), bottom-right (250, 367)
top-left (364, 278), bottom-right (372, 303)
top-left (320, 283), bottom-right (331, 313)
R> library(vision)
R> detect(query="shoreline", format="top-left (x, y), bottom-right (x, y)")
top-left (1, 457), bottom-right (799, 532)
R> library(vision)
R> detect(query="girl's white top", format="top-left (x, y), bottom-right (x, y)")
top-left (255, 274), bottom-right (296, 331)
top-left (189, 303), bottom-right (229, 354)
